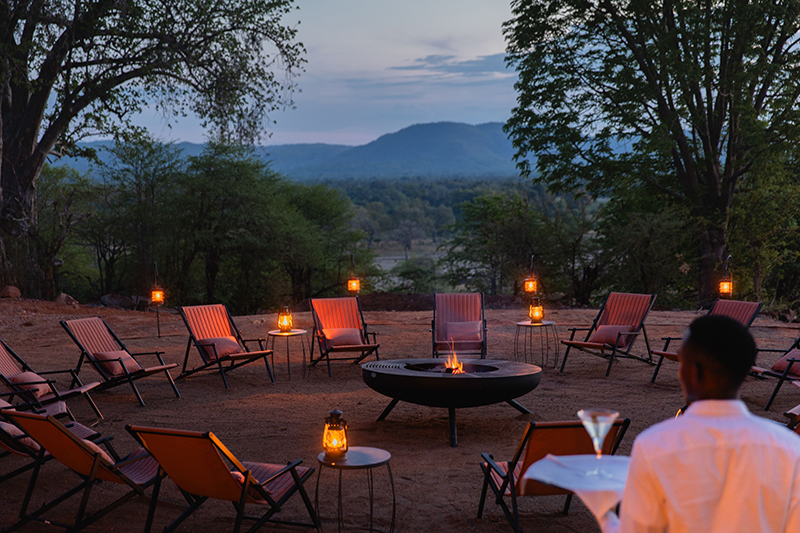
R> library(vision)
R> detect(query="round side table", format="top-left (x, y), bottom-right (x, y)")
top-left (514, 320), bottom-right (560, 369)
top-left (315, 446), bottom-right (395, 533)
top-left (266, 329), bottom-right (308, 380)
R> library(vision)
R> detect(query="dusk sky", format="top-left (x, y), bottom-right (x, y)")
top-left (143, 1), bottom-right (518, 146)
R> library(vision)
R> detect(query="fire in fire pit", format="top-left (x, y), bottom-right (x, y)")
top-left (362, 358), bottom-right (542, 446)
top-left (445, 345), bottom-right (464, 374)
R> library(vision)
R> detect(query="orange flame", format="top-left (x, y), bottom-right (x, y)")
top-left (446, 341), bottom-right (465, 374)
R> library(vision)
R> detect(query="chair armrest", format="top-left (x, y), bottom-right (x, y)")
top-left (757, 348), bottom-right (789, 353)
top-left (93, 435), bottom-right (121, 462)
top-left (480, 452), bottom-right (506, 477)
top-left (35, 368), bottom-right (75, 376)
top-left (130, 350), bottom-right (164, 357)
top-left (256, 458), bottom-right (304, 486)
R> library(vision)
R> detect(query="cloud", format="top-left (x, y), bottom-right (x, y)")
top-left (390, 53), bottom-right (510, 77)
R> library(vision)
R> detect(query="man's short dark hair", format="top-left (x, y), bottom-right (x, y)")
top-left (685, 314), bottom-right (757, 384)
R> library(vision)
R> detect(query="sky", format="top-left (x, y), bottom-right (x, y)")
top-left (143, 1), bottom-right (518, 146)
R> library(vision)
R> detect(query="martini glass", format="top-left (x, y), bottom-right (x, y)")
top-left (577, 408), bottom-right (619, 475)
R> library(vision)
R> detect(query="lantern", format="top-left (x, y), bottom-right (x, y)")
top-left (323, 409), bottom-right (348, 460)
top-left (719, 255), bottom-right (733, 297)
top-left (347, 253), bottom-right (360, 294)
top-left (523, 254), bottom-right (538, 293)
top-left (151, 288), bottom-right (164, 304)
top-left (278, 306), bottom-right (293, 332)
top-left (523, 276), bottom-right (538, 294)
top-left (529, 296), bottom-right (544, 323)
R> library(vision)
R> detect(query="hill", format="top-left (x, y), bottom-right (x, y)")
top-left (55, 121), bottom-right (522, 180)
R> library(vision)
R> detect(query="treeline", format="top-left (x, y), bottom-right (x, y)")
top-left (38, 135), bottom-right (372, 314)
top-left (38, 136), bottom-right (800, 315)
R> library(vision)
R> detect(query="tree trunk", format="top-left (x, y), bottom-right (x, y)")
top-left (696, 222), bottom-right (727, 306)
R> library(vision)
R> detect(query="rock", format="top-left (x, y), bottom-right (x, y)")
top-left (55, 293), bottom-right (78, 305)
top-left (0, 285), bottom-right (21, 298)
top-left (100, 294), bottom-right (135, 309)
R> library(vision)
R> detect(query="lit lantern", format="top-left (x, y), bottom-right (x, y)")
top-left (323, 409), bottom-right (348, 460)
top-left (523, 254), bottom-right (538, 293)
top-left (523, 276), bottom-right (538, 294)
top-left (529, 296), bottom-right (544, 323)
top-left (347, 253), bottom-right (360, 294)
top-left (719, 254), bottom-right (733, 297)
top-left (278, 306), bottom-right (293, 332)
top-left (151, 288), bottom-right (164, 304)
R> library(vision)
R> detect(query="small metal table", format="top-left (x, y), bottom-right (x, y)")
top-left (266, 329), bottom-right (308, 379)
top-left (315, 446), bottom-right (396, 533)
top-left (514, 320), bottom-right (560, 368)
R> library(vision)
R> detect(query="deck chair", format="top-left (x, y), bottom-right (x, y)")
top-left (432, 293), bottom-right (487, 358)
top-left (477, 418), bottom-right (630, 533)
top-left (1, 409), bottom-right (163, 533)
top-left (0, 338), bottom-right (103, 420)
top-left (560, 292), bottom-right (656, 376)
top-left (61, 317), bottom-right (180, 406)
top-left (751, 335), bottom-right (800, 410)
top-left (126, 425), bottom-right (318, 533)
top-left (0, 396), bottom-right (114, 484)
top-left (178, 304), bottom-right (274, 388)
top-left (651, 299), bottom-right (762, 383)
top-left (309, 297), bottom-right (379, 377)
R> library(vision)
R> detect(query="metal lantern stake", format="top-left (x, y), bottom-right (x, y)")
top-left (151, 263), bottom-right (165, 338)
top-left (719, 255), bottom-right (733, 297)
top-left (347, 253), bottom-right (360, 294)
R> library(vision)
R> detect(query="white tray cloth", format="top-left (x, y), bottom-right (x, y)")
top-left (522, 454), bottom-right (630, 520)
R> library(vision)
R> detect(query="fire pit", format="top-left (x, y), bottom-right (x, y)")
top-left (362, 358), bottom-right (542, 446)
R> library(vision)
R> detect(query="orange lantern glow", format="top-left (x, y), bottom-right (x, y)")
top-left (529, 297), bottom-right (544, 323)
top-left (523, 276), bottom-right (538, 294)
top-left (323, 409), bottom-right (348, 460)
top-left (347, 253), bottom-right (360, 293)
top-left (278, 306), bottom-right (293, 332)
top-left (719, 255), bottom-right (733, 297)
top-left (151, 288), bottom-right (164, 304)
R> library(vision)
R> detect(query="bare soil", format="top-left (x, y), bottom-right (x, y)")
top-left (1, 298), bottom-right (798, 532)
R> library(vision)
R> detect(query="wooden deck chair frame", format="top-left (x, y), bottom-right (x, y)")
top-left (651, 299), bottom-right (762, 383)
top-left (560, 292), bottom-right (656, 376)
top-left (0, 338), bottom-right (103, 420)
top-left (431, 292), bottom-right (487, 359)
top-left (308, 296), bottom-right (379, 377)
top-left (477, 418), bottom-right (630, 533)
top-left (1, 410), bottom-right (163, 533)
top-left (751, 335), bottom-right (800, 411)
top-left (178, 304), bottom-right (274, 388)
top-left (0, 398), bottom-right (115, 484)
top-left (61, 317), bottom-right (180, 406)
top-left (126, 425), bottom-right (319, 533)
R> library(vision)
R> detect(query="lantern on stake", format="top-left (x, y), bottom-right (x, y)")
top-left (323, 409), bottom-right (348, 460)
top-left (278, 306), bottom-right (293, 332)
top-left (523, 254), bottom-right (538, 294)
top-left (719, 255), bottom-right (733, 297)
top-left (151, 263), bottom-right (164, 338)
top-left (347, 253), bottom-right (360, 294)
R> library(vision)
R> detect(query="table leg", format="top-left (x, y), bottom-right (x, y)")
top-left (387, 463), bottom-right (396, 533)
top-left (337, 469), bottom-right (343, 533)
top-left (315, 467), bottom-right (323, 533)
top-left (285, 335), bottom-right (292, 380)
top-left (513, 326), bottom-right (521, 362)
top-left (367, 467), bottom-right (374, 532)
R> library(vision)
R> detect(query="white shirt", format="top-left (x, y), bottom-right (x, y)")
top-left (603, 400), bottom-right (800, 533)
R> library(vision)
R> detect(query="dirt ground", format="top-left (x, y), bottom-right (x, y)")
top-left (1, 298), bottom-right (799, 533)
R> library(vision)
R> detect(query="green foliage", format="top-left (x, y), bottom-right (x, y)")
top-left (504, 0), bottom-right (800, 301)
top-left (389, 257), bottom-right (441, 294)
top-left (55, 136), bottom-right (368, 314)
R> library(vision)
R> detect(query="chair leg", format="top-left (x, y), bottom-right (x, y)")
top-left (143, 472), bottom-right (162, 533)
top-left (605, 353), bottom-right (615, 377)
top-left (165, 370), bottom-right (181, 399)
top-left (562, 494), bottom-right (573, 515)
top-left (164, 496), bottom-right (207, 533)
top-left (127, 377), bottom-right (146, 407)
top-left (559, 345), bottom-right (572, 373)
top-left (651, 355), bottom-right (665, 383)
top-left (263, 355), bottom-right (275, 383)
top-left (477, 468), bottom-right (490, 518)
top-left (765, 379), bottom-right (787, 411)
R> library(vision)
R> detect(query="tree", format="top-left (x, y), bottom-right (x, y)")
top-left (0, 0), bottom-right (304, 289)
top-left (504, 0), bottom-right (800, 302)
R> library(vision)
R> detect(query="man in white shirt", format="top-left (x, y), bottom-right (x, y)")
top-left (603, 315), bottom-right (800, 533)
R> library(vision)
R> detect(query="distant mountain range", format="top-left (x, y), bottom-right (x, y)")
top-left (58, 121), bottom-right (523, 180)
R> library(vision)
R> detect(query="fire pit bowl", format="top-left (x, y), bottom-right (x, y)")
top-left (362, 358), bottom-right (542, 446)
